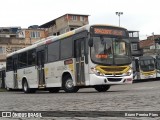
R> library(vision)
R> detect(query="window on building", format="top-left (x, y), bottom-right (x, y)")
top-left (0, 34), bottom-right (7, 37)
top-left (30, 31), bottom-right (40, 38)
top-left (129, 32), bottom-right (139, 37)
top-left (131, 43), bottom-right (138, 50)
top-left (71, 16), bottom-right (77, 21)
top-left (3, 29), bottom-right (9, 32)
top-left (0, 47), bottom-right (6, 54)
top-left (80, 16), bottom-right (85, 21)
top-left (70, 28), bottom-right (75, 31)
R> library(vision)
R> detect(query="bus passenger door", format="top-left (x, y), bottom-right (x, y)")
top-left (37, 50), bottom-right (45, 87)
top-left (135, 58), bottom-right (140, 79)
top-left (156, 56), bottom-right (160, 78)
top-left (75, 39), bottom-right (85, 86)
top-left (13, 57), bottom-right (18, 88)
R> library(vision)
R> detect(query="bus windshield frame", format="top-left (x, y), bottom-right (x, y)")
top-left (90, 26), bottom-right (131, 66)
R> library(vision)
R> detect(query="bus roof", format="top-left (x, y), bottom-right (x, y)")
top-left (7, 24), bottom-right (127, 57)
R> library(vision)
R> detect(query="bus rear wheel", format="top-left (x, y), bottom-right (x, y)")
top-left (6, 87), bottom-right (12, 91)
top-left (63, 75), bottom-right (79, 93)
top-left (94, 85), bottom-right (110, 92)
top-left (22, 80), bottom-right (36, 93)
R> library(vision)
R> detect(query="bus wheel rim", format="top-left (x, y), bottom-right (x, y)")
top-left (24, 82), bottom-right (27, 91)
top-left (65, 79), bottom-right (73, 89)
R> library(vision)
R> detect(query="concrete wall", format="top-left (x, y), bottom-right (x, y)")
top-left (47, 15), bottom-right (89, 36)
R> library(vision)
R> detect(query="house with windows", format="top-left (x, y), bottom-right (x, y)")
top-left (140, 35), bottom-right (160, 55)
top-left (17, 27), bottom-right (47, 45)
top-left (129, 31), bottom-right (143, 56)
top-left (39, 13), bottom-right (89, 36)
top-left (0, 26), bottom-right (47, 67)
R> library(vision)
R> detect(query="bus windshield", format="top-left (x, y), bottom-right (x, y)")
top-left (90, 36), bottom-right (131, 65)
top-left (139, 59), bottom-right (155, 72)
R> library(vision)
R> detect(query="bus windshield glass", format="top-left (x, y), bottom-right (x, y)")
top-left (139, 59), bottom-right (155, 72)
top-left (91, 37), bottom-right (131, 65)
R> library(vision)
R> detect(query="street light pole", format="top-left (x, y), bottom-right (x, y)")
top-left (115, 12), bottom-right (123, 26)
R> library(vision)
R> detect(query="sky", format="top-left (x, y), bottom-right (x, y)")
top-left (0, 0), bottom-right (160, 40)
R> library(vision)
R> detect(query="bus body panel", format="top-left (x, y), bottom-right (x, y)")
top-left (24, 66), bottom-right (38, 88)
top-left (44, 61), bottom-right (64, 88)
top-left (17, 67), bottom-right (38, 89)
top-left (6, 71), bottom-right (14, 89)
top-left (140, 72), bottom-right (156, 79)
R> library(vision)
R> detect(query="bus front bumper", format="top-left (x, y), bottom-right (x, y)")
top-left (89, 74), bottom-right (133, 85)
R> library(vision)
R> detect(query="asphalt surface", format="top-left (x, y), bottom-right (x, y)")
top-left (0, 79), bottom-right (160, 120)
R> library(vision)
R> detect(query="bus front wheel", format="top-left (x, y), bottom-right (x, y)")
top-left (63, 75), bottom-right (79, 93)
top-left (94, 85), bottom-right (110, 92)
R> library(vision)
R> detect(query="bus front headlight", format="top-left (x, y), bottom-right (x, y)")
top-left (122, 69), bottom-right (132, 76)
top-left (91, 68), bottom-right (104, 76)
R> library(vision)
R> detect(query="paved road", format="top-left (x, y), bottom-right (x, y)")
top-left (0, 80), bottom-right (160, 120)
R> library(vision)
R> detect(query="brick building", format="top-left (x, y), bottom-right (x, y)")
top-left (0, 14), bottom-right (89, 67)
top-left (140, 35), bottom-right (160, 55)
top-left (0, 26), bottom-right (47, 67)
top-left (39, 13), bottom-right (89, 36)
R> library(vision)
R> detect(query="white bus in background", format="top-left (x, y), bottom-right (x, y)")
top-left (156, 55), bottom-right (160, 78)
top-left (5, 24), bottom-right (133, 93)
top-left (132, 56), bottom-right (156, 80)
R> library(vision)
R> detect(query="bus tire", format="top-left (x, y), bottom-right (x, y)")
top-left (94, 85), bottom-right (110, 92)
top-left (62, 75), bottom-right (79, 93)
top-left (48, 87), bottom-right (60, 93)
top-left (22, 80), bottom-right (36, 93)
top-left (6, 87), bottom-right (12, 91)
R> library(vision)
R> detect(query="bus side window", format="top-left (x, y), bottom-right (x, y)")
top-left (18, 52), bottom-right (27, 68)
top-left (74, 40), bottom-right (80, 58)
top-left (6, 57), bottom-right (13, 71)
top-left (28, 49), bottom-right (36, 66)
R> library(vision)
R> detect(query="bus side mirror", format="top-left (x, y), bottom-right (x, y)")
top-left (88, 38), bottom-right (93, 47)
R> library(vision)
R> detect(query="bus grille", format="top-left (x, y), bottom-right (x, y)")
top-left (142, 70), bottom-right (156, 75)
top-left (108, 78), bottom-right (122, 82)
top-left (96, 66), bottom-right (130, 75)
top-left (105, 73), bottom-right (122, 75)
top-left (102, 67), bottom-right (126, 72)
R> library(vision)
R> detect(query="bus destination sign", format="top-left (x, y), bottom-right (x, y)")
top-left (93, 28), bottom-right (126, 37)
